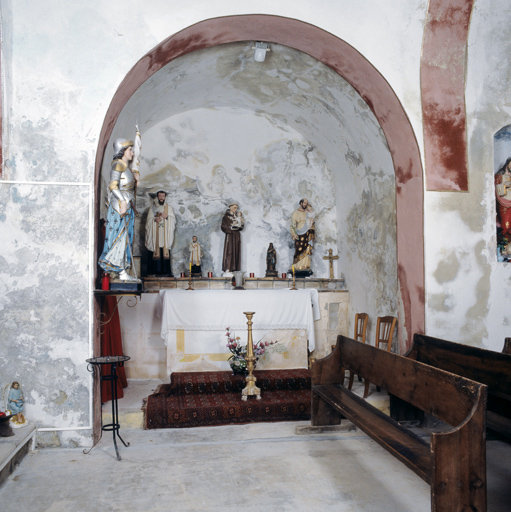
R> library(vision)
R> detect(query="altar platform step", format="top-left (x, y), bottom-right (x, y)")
top-left (142, 370), bottom-right (390, 430)
top-left (143, 369), bottom-right (312, 429)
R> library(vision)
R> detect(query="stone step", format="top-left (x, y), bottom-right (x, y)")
top-left (101, 378), bottom-right (164, 431)
top-left (0, 423), bottom-right (36, 488)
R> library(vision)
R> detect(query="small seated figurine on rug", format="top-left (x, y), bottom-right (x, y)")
top-left (7, 381), bottom-right (27, 428)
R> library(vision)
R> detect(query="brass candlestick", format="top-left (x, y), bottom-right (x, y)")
top-left (241, 311), bottom-right (261, 401)
top-left (291, 268), bottom-right (297, 290)
top-left (187, 271), bottom-right (194, 290)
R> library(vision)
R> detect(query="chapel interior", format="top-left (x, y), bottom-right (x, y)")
top-left (2, 2), bottom-right (511, 511)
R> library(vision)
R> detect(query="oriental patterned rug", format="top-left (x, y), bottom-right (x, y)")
top-left (143, 369), bottom-right (311, 429)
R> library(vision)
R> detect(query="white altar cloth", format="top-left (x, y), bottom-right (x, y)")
top-left (159, 289), bottom-right (320, 350)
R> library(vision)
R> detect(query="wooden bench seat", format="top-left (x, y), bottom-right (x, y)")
top-left (314, 384), bottom-right (431, 482)
top-left (312, 335), bottom-right (487, 512)
top-left (398, 333), bottom-right (511, 440)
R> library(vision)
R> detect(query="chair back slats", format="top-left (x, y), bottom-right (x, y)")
top-left (354, 313), bottom-right (368, 344)
top-left (375, 316), bottom-right (397, 352)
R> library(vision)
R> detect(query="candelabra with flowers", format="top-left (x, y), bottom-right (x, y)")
top-left (225, 325), bottom-right (280, 377)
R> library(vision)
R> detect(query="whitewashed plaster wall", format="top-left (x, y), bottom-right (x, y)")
top-left (422, 0), bottom-right (511, 352)
top-left (1, 0), bottom-right (425, 444)
top-left (0, 184), bottom-right (92, 447)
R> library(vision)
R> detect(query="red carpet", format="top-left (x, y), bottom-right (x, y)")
top-left (144, 369), bottom-right (311, 429)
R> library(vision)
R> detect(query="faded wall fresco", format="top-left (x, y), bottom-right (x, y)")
top-left (131, 111), bottom-right (338, 278)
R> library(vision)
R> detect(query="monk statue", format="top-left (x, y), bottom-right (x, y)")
top-left (221, 203), bottom-right (244, 275)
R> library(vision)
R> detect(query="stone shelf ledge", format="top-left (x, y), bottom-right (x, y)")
top-left (142, 276), bottom-right (346, 292)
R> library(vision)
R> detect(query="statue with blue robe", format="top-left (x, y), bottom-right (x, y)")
top-left (99, 135), bottom-right (141, 282)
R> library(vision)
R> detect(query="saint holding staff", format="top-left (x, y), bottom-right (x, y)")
top-left (99, 127), bottom-right (142, 281)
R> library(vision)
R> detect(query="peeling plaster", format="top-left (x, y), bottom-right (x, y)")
top-left (0, 184), bottom-right (90, 429)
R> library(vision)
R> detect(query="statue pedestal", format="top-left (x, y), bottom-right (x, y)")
top-left (142, 275), bottom-right (345, 291)
top-left (110, 281), bottom-right (143, 292)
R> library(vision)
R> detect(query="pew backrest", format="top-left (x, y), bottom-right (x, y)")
top-left (407, 333), bottom-right (511, 396)
top-left (313, 335), bottom-right (486, 428)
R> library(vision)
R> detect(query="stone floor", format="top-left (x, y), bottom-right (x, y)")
top-left (0, 380), bottom-right (510, 511)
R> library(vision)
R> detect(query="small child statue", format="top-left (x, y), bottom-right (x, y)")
top-left (189, 235), bottom-right (203, 277)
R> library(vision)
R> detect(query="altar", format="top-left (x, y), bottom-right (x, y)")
top-left (159, 289), bottom-right (321, 375)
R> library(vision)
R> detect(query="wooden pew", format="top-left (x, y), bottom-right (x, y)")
top-left (397, 333), bottom-right (511, 441)
top-left (312, 335), bottom-right (487, 512)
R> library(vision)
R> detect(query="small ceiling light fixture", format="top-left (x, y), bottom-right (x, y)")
top-left (253, 42), bottom-right (270, 62)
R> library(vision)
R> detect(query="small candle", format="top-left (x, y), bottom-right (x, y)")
top-left (101, 274), bottom-right (110, 290)
top-left (180, 272), bottom-right (186, 278)
top-left (250, 273), bottom-right (255, 278)
top-left (208, 272), bottom-right (213, 278)
top-left (281, 273), bottom-right (287, 279)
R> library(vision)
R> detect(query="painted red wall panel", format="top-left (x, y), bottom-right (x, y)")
top-left (422, 0), bottom-right (474, 191)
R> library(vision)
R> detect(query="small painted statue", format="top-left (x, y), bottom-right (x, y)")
top-left (265, 243), bottom-right (278, 277)
top-left (189, 235), bottom-right (203, 277)
top-left (8, 381), bottom-right (26, 427)
top-left (290, 198), bottom-right (315, 276)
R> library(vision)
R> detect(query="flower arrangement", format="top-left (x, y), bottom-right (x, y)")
top-left (225, 327), bottom-right (280, 375)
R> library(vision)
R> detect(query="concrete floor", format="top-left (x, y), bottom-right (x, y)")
top-left (1, 380), bottom-right (510, 512)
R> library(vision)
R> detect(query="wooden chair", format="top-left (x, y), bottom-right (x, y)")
top-left (375, 316), bottom-right (397, 352)
top-left (347, 313), bottom-right (368, 394)
top-left (371, 315), bottom-right (397, 395)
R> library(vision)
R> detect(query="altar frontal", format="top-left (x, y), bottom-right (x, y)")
top-left (159, 289), bottom-right (320, 375)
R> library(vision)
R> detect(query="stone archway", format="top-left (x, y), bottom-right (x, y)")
top-left (94, 15), bottom-right (425, 352)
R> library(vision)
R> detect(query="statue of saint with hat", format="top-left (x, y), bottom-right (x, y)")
top-left (145, 189), bottom-right (176, 276)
